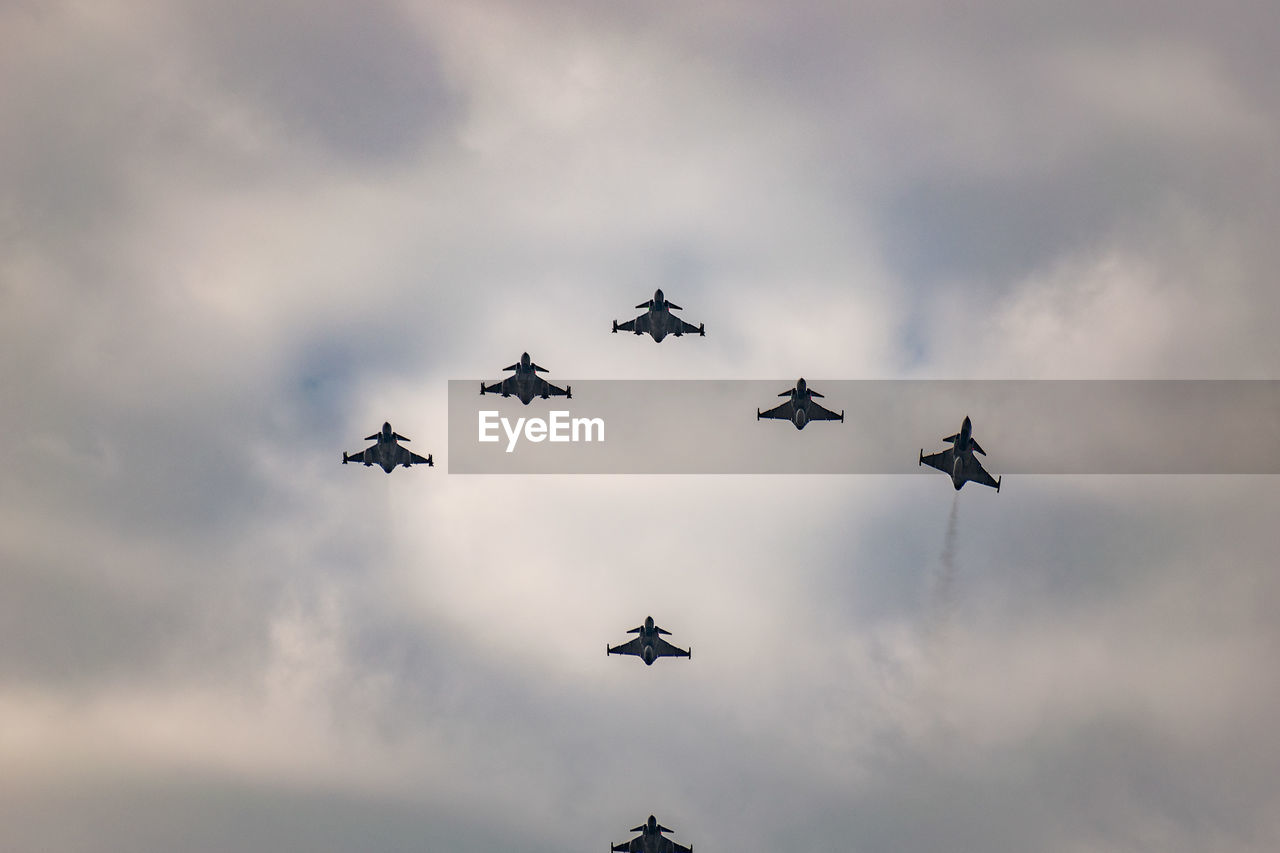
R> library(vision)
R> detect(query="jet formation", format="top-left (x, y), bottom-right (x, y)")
top-left (607, 616), bottom-right (691, 665)
top-left (342, 422), bottom-right (433, 473)
top-left (481, 352), bottom-right (572, 405)
top-left (612, 815), bottom-right (692, 853)
top-left (920, 415), bottom-right (1002, 491)
top-left (613, 289), bottom-right (705, 342)
top-left (757, 378), bottom-right (844, 429)
top-left (339, 305), bottom-right (1004, 851)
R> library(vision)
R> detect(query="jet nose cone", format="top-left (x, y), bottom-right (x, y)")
top-left (644, 615), bottom-right (654, 630)
top-left (521, 352), bottom-right (530, 365)
top-left (654, 288), bottom-right (664, 301)
top-left (648, 816), bottom-right (658, 828)
top-left (796, 377), bottom-right (807, 392)
top-left (383, 422), bottom-right (392, 432)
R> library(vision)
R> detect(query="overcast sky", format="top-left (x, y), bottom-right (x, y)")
top-left (2, 1), bottom-right (1279, 851)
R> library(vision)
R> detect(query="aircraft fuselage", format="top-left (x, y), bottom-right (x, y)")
top-left (646, 307), bottom-right (675, 342)
top-left (948, 417), bottom-right (977, 488)
top-left (790, 390), bottom-right (814, 429)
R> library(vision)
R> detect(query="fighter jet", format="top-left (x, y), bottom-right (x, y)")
top-left (919, 415), bottom-right (1001, 492)
top-left (756, 378), bottom-right (844, 429)
top-left (342, 422), bottom-right (433, 473)
top-left (480, 352), bottom-right (571, 405)
top-left (611, 815), bottom-right (692, 853)
top-left (612, 289), bottom-right (705, 342)
top-left (607, 616), bottom-right (690, 665)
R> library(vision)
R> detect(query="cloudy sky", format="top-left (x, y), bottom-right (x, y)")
top-left (2, 1), bottom-right (1279, 851)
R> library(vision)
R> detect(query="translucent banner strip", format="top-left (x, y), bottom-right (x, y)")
top-left (447, 380), bottom-right (1280, 474)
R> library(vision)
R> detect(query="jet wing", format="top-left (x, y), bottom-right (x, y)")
top-left (404, 449), bottom-right (433, 467)
top-left (652, 637), bottom-right (690, 659)
top-left (343, 448), bottom-right (370, 464)
top-left (616, 313), bottom-right (652, 335)
top-left (538, 379), bottom-right (571, 398)
top-left (608, 638), bottom-right (644, 657)
top-left (920, 447), bottom-right (954, 473)
top-left (805, 400), bottom-right (843, 421)
top-left (481, 380), bottom-right (506, 395)
top-left (611, 837), bottom-right (688, 853)
top-left (758, 400), bottom-right (796, 421)
top-left (966, 456), bottom-right (1001, 490)
top-left (674, 317), bottom-right (704, 336)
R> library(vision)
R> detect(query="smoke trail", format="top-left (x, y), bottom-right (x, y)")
top-left (917, 494), bottom-right (962, 746)
top-left (926, 495), bottom-right (961, 646)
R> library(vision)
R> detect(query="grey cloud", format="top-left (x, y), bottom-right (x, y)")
top-left (3, 0), bottom-right (1279, 851)
top-left (0, 770), bottom-right (551, 853)
top-left (179, 0), bottom-right (460, 163)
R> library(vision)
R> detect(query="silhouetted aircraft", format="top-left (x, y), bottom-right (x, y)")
top-left (607, 616), bottom-right (690, 665)
top-left (612, 815), bottom-right (692, 853)
top-left (920, 415), bottom-right (1001, 491)
top-left (342, 422), bottom-right (433, 473)
top-left (612, 289), bottom-right (705, 341)
top-left (480, 352), bottom-right (571, 404)
top-left (756, 378), bottom-right (843, 429)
